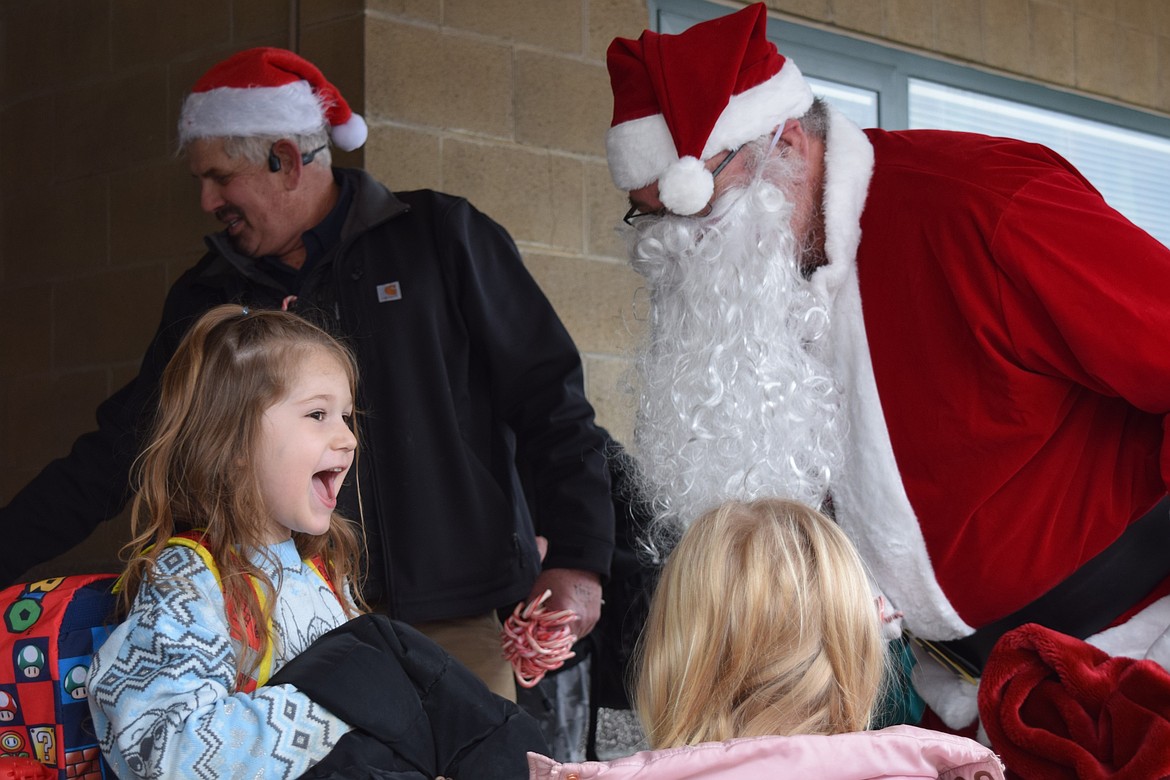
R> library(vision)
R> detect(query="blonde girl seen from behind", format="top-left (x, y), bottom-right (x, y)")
top-left (528, 498), bottom-right (1005, 777)
top-left (635, 498), bottom-right (886, 748)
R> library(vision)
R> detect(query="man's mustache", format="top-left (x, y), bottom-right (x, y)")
top-left (215, 207), bottom-right (244, 225)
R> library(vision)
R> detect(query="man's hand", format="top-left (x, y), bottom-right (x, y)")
top-left (526, 567), bottom-right (603, 639)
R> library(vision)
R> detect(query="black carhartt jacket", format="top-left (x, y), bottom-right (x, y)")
top-left (0, 169), bottom-right (614, 622)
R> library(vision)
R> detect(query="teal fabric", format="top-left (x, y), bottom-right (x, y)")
top-left (872, 634), bottom-right (926, 728)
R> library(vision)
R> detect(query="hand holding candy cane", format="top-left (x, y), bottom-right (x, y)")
top-left (500, 589), bottom-right (578, 688)
top-left (526, 566), bottom-right (603, 639)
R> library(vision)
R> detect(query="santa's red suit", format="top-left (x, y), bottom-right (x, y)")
top-left (816, 106), bottom-right (1170, 726)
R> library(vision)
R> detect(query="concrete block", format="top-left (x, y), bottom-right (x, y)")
top-left (586, 160), bottom-right (630, 261)
top-left (832, 0), bottom-right (886, 37)
top-left (1116, 27), bottom-right (1158, 108)
top-left (443, 140), bottom-right (584, 251)
top-left (0, 94), bottom-right (57, 187)
top-left (58, 70), bottom-right (170, 178)
top-left (55, 266), bottom-right (166, 368)
top-left (587, 0), bottom-right (654, 62)
top-left (764, 0), bottom-right (833, 22)
top-left (300, 0), bottom-right (364, 26)
top-left (0, 283), bottom-right (52, 379)
top-left (584, 354), bottom-right (637, 447)
top-left (935, 0), bottom-right (984, 62)
top-left (885, 0), bottom-right (935, 49)
top-left (110, 160), bottom-right (213, 266)
top-left (1074, 13), bottom-right (1119, 95)
top-left (232, 0), bottom-right (290, 44)
top-left (1029, 2), bottom-right (1075, 85)
top-left (983, 0), bottom-right (1032, 76)
top-left (301, 14), bottom-right (366, 115)
top-left (515, 51), bottom-right (610, 156)
top-left (1159, 37), bottom-right (1170, 113)
top-left (446, 0), bottom-right (584, 53)
top-left (366, 0), bottom-right (442, 23)
top-left (1073, 0), bottom-right (1115, 20)
top-left (111, 0), bottom-right (232, 66)
top-left (2, 177), bottom-right (109, 285)
top-left (366, 19), bottom-right (514, 137)
top-left (366, 125), bottom-right (443, 192)
top-left (524, 253), bottom-right (645, 355)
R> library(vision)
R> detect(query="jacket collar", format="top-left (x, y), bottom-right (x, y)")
top-left (198, 167), bottom-right (411, 291)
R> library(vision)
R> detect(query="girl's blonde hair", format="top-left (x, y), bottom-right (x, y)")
top-left (118, 304), bottom-right (367, 683)
top-left (635, 498), bottom-right (886, 748)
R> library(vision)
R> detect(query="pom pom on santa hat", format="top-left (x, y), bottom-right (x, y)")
top-left (179, 47), bottom-right (368, 152)
top-left (605, 2), bottom-right (814, 216)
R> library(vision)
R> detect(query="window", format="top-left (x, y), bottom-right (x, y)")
top-left (650, 0), bottom-right (1170, 245)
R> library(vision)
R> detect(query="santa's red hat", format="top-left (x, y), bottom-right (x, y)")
top-left (179, 47), bottom-right (367, 152)
top-left (605, 3), bottom-right (813, 215)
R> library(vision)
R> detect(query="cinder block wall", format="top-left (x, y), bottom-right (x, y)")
top-left (2, 0), bottom-right (1167, 578)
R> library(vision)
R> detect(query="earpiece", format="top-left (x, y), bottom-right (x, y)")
top-left (267, 144), bottom-right (328, 173)
top-left (301, 144), bottom-right (327, 166)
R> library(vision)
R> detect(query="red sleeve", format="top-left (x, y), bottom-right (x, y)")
top-left (992, 169), bottom-right (1170, 489)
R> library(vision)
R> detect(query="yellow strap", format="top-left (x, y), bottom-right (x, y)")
top-left (165, 535), bottom-right (275, 689)
top-left (124, 533), bottom-right (334, 691)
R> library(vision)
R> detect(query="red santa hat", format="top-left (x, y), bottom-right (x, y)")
top-left (605, 2), bottom-right (813, 216)
top-left (179, 47), bottom-right (367, 152)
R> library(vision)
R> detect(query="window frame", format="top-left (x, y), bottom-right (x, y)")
top-left (648, 0), bottom-right (1170, 139)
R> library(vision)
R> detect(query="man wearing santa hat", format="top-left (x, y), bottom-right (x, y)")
top-left (0, 48), bottom-right (614, 708)
top-left (605, 1), bottom-right (1170, 746)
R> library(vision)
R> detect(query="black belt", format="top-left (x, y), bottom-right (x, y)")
top-left (925, 495), bottom-right (1170, 678)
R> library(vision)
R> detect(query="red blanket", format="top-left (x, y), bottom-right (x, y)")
top-left (978, 623), bottom-right (1170, 779)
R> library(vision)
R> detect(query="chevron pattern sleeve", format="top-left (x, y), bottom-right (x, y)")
top-left (87, 541), bottom-right (353, 780)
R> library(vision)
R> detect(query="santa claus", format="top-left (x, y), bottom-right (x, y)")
top-left (605, 0), bottom-right (1170, 762)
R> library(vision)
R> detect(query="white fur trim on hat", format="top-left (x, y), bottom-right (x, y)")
top-left (606, 60), bottom-right (814, 192)
top-left (703, 61), bottom-right (813, 158)
top-left (179, 81), bottom-right (326, 145)
top-left (606, 113), bottom-right (677, 191)
top-left (658, 156), bottom-right (715, 216)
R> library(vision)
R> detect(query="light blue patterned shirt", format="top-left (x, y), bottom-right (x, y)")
top-left (88, 539), bottom-right (353, 779)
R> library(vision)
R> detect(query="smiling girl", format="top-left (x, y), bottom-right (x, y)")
top-left (87, 304), bottom-right (366, 778)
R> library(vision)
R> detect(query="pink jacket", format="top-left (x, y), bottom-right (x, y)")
top-left (528, 726), bottom-right (1004, 780)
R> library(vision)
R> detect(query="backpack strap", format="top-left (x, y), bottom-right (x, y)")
top-left (167, 532), bottom-right (272, 692)
top-left (164, 532), bottom-right (338, 693)
top-left (304, 554), bottom-right (339, 599)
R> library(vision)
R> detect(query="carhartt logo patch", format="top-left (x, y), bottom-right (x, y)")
top-left (376, 281), bottom-right (402, 302)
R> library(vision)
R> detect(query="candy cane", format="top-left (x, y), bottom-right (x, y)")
top-left (500, 589), bottom-right (577, 688)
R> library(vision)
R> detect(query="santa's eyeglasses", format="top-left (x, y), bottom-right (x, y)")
top-left (623, 146), bottom-right (742, 226)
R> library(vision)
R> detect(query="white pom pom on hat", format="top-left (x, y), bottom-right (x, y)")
top-left (657, 156), bottom-right (715, 216)
top-left (329, 112), bottom-right (368, 152)
top-left (179, 47), bottom-right (367, 152)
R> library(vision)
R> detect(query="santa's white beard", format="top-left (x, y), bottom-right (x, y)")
top-left (628, 163), bottom-right (846, 543)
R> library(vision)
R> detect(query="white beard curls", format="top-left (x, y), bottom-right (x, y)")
top-left (628, 157), bottom-right (846, 542)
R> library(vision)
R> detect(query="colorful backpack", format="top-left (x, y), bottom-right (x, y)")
top-left (0, 573), bottom-right (118, 780)
top-left (0, 536), bottom-right (340, 779)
